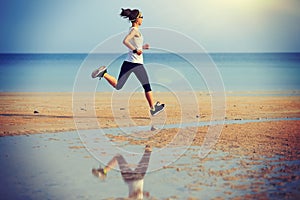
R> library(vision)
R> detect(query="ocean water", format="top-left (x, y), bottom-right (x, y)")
top-left (0, 53), bottom-right (299, 92)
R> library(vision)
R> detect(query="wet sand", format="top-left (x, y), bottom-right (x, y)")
top-left (1, 91), bottom-right (300, 198)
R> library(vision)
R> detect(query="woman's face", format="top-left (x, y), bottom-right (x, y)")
top-left (136, 13), bottom-right (143, 26)
top-left (135, 12), bottom-right (144, 26)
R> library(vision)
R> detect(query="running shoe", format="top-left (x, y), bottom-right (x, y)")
top-left (92, 166), bottom-right (107, 180)
top-left (91, 66), bottom-right (107, 79)
top-left (145, 144), bottom-right (152, 152)
top-left (150, 101), bottom-right (165, 116)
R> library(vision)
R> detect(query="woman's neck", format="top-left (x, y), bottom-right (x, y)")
top-left (132, 23), bottom-right (139, 28)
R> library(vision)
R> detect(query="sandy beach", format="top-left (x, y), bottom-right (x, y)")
top-left (1, 91), bottom-right (300, 135)
top-left (0, 91), bottom-right (300, 199)
top-left (1, 91), bottom-right (300, 159)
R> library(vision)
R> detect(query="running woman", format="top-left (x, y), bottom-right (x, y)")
top-left (91, 8), bottom-right (165, 116)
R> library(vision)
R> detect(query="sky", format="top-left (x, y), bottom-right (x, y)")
top-left (1, 0), bottom-right (300, 53)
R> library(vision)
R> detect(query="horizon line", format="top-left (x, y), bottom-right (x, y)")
top-left (0, 51), bottom-right (300, 54)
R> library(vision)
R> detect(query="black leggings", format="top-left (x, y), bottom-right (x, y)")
top-left (115, 150), bottom-right (151, 182)
top-left (116, 61), bottom-right (152, 92)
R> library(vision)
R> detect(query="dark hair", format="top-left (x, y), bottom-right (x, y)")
top-left (120, 8), bottom-right (140, 21)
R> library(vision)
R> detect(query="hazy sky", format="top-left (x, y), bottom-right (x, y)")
top-left (1, 0), bottom-right (299, 53)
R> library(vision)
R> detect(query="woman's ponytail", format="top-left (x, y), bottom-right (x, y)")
top-left (120, 8), bottom-right (140, 21)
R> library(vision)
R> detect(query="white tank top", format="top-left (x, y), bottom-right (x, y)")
top-left (127, 179), bottom-right (144, 199)
top-left (125, 27), bottom-right (144, 64)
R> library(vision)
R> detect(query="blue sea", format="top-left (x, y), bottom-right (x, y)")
top-left (0, 53), bottom-right (299, 93)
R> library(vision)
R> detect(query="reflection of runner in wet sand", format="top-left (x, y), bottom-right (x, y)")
top-left (92, 145), bottom-right (152, 199)
top-left (91, 8), bottom-right (164, 116)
